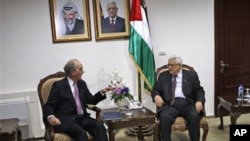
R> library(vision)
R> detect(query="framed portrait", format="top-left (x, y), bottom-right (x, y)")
top-left (49, 0), bottom-right (91, 43)
top-left (93, 0), bottom-right (130, 40)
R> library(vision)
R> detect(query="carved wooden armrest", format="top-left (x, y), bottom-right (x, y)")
top-left (87, 104), bottom-right (102, 121)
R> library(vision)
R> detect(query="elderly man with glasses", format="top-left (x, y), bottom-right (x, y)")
top-left (151, 55), bottom-right (205, 141)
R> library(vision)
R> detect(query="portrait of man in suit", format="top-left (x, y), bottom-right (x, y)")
top-left (101, 1), bottom-right (126, 33)
top-left (59, 0), bottom-right (84, 35)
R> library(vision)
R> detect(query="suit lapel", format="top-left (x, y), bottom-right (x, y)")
top-left (62, 78), bottom-right (77, 109)
top-left (77, 82), bottom-right (85, 104)
top-left (182, 70), bottom-right (189, 94)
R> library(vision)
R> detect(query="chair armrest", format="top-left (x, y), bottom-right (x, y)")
top-left (87, 104), bottom-right (102, 121)
top-left (44, 126), bottom-right (54, 141)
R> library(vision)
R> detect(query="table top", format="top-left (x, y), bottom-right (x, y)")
top-left (101, 107), bottom-right (155, 121)
top-left (101, 107), bottom-right (156, 130)
top-left (218, 96), bottom-right (250, 107)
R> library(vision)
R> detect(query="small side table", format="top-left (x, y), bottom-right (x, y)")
top-left (0, 118), bottom-right (21, 141)
top-left (217, 96), bottom-right (250, 130)
top-left (102, 107), bottom-right (157, 141)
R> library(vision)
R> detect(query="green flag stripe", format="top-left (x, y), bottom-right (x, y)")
top-left (129, 26), bottom-right (155, 90)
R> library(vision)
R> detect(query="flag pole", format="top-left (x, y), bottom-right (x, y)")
top-left (138, 72), bottom-right (142, 102)
top-left (125, 71), bottom-right (153, 138)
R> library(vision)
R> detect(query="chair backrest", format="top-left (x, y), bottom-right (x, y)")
top-left (156, 64), bottom-right (195, 81)
top-left (37, 71), bottom-right (65, 108)
top-left (155, 64), bottom-right (206, 116)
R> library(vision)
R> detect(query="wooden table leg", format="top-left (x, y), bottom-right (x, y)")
top-left (152, 123), bottom-right (158, 141)
top-left (217, 103), bottom-right (224, 130)
top-left (230, 112), bottom-right (241, 125)
top-left (137, 126), bottom-right (144, 140)
top-left (108, 129), bottom-right (117, 141)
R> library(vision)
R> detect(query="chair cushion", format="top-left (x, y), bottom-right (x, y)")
top-left (53, 132), bottom-right (94, 141)
top-left (200, 117), bottom-right (208, 128)
top-left (171, 116), bottom-right (208, 132)
top-left (54, 133), bottom-right (72, 141)
top-left (172, 117), bottom-right (187, 131)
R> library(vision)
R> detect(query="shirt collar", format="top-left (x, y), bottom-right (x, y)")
top-left (67, 77), bottom-right (74, 86)
top-left (109, 17), bottom-right (117, 21)
top-left (176, 69), bottom-right (182, 78)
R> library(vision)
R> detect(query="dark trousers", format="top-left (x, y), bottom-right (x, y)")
top-left (65, 116), bottom-right (108, 141)
top-left (159, 98), bottom-right (202, 141)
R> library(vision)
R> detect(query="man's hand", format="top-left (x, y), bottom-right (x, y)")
top-left (48, 115), bottom-right (61, 126)
top-left (195, 101), bottom-right (203, 113)
top-left (154, 95), bottom-right (164, 107)
top-left (101, 87), bottom-right (114, 94)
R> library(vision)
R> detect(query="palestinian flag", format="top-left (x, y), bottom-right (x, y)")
top-left (129, 0), bottom-right (155, 92)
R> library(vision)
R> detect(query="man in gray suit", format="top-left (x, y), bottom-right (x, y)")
top-left (151, 56), bottom-right (205, 141)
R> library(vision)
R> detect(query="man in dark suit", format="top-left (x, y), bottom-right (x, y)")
top-left (43, 59), bottom-right (113, 141)
top-left (61, 1), bottom-right (84, 35)
top-left (101, 1), bottom-right (125, 33)
top-left (151, 56), bottom-right (205, 141)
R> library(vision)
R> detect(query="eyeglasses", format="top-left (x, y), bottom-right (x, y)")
top-left (168, 64), bottom-right (179, 67)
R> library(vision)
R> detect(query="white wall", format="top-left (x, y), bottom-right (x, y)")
top-left (0, 0), bottom-right (214, 137)
top-left (0, 0), bottom-right (3, 90)
top-left (146, 0), bottom-right (214, 113)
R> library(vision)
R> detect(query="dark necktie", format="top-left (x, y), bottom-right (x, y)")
top-left (73, 82), bottom-right (82, 115)
top-left (170, 75), bottom-right (177, 105)
top-left (111, 19), bottom-right (115, 30)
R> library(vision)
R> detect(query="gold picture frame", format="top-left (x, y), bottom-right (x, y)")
top-left (93, 0), bottom-right (130, 40)
top-left (49, 0), bottom-right (91, 43)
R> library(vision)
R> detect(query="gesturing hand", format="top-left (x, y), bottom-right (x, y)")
top-left (101, 87), bottom-right (114, 94)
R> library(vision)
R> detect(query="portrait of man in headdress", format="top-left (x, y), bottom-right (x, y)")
top-left (59, 0), bottom-right (84, 35)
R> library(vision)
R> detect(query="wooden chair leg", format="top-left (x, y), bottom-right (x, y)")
top-left (202, 126), bottom-right (209, 141)
top-left (158, 125), bottom-right (162, 141)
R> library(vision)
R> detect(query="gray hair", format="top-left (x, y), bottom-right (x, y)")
top-left (168, 55), bottom-right (183, 66)
top-left (107, 1), bottom-right (118, 10)
top-left (64, 59), bottom-right (78, 76)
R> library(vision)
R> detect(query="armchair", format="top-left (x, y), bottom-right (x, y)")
top-left (37, 71), bottom-right (101, 141)
top-left (155, 64), bottom-right (209, 141)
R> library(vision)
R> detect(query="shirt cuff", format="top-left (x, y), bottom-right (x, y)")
top-left (47, 115), bottom-right (55, 121)
top-left (100, 91), bottom-right (105, 96)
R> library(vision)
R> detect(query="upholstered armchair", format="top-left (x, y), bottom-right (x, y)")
top-left (155, 64), bottom-right (209, 141)
top-left (37, 71), bottom-right (101, 141)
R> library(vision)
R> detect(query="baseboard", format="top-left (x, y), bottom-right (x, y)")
top-left (23, 137), bottom-right (44, 141)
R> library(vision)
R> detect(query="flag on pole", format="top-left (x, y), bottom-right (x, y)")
top-left (129, 0), bottom-right (155, 92)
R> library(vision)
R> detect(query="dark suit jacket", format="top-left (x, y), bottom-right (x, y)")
top-left (101, 16), bottom-right (125, 33)
top-left (43, 77), bottom-right (106, 132)
top-left (151, 69), bottom-right (205, 114)
top-left (65, 19), bottom-right (84, 35)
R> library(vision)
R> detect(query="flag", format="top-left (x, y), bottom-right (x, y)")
top-left (129, 0), bottom-right (155, 92)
